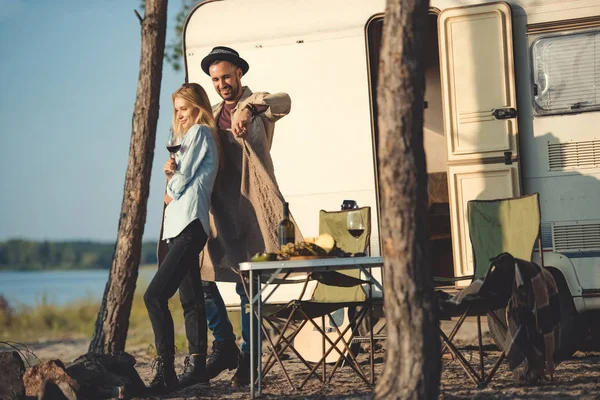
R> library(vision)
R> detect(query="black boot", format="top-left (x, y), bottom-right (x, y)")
top-left (147, 356), bottom-right (177, 394)
top-left (231, 351), bottom-right (257, 388)
top-left (178, 354), bottom-right (209, 388)
top-left (206, 340), bottom-right (240, 379)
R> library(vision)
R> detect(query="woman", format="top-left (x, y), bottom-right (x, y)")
top-left (144, 83), bottom-right (222, 394)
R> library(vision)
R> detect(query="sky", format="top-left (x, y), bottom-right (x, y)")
top-left (0, 0), bottom-right (187, 242)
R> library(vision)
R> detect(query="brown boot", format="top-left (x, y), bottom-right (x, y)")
top-left (206, 340), bottom-right (240, 379)
top-left (231, 351), bottom-right (257, 388)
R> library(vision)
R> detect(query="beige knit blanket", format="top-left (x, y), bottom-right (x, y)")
top-left (199, 130), bottom-right (302, 282)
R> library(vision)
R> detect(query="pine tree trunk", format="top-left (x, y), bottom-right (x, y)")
top-left (375, 0), bottom-right (441, 398)
top-left (89, 0), bottom-right (168, 353)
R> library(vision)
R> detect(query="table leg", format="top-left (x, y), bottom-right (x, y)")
top-left (358, 265), bottom-right (383, 292)
top-left (250, 270), bottom-right (255, 399)
top-left (258, 272), bottom-right (262, 396)
top-left (322, 315), bottom-right (326, 382)
top-left (369, 274), bottom-right (374, 384)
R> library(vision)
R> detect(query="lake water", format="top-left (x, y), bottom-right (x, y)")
top-left (0, 269), bottom-right (157, 307)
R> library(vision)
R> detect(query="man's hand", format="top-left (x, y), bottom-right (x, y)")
top-left (164, 158), bottom-right (177, 177)
top-left (164, 192), bottom-right (173, 205)
top-left (232, 107), bottom-right (252, 136)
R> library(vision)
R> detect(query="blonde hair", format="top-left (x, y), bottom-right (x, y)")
top-left (172, 82), bottom-right (223, 172)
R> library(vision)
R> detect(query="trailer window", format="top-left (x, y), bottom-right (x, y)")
top-left (532, 30), bottom-right (600, 116)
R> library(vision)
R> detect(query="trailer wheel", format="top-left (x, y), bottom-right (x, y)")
top-left (549, 269), bottom-right (581, 360)
top-left (580, 311), bottom-right (600, 351)
top-left (487, 268), bottom-right (579, 361)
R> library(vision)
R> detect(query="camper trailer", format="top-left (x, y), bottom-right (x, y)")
top-left (182, 0), bottom-right (600, 354)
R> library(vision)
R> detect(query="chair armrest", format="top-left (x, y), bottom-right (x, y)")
top-left (433, 275), bottom-right (474, 283)
top-left (310, 271), bottom-right (369, 287)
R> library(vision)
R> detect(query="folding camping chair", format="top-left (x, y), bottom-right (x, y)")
top-left (435, 193), bottom-right (544, 387)
top-left (258, 206), bottom-right (377, 389)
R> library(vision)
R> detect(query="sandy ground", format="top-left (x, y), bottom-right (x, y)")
top-left (18, 318), bottom-right (600, 399)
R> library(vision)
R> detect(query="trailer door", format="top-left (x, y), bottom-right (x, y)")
top-left (438, 2), bottom-right (521, 279)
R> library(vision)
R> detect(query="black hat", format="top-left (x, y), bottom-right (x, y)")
top-left (201, 46), bottom-right (249, 76)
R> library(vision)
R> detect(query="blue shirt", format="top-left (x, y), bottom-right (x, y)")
top-left (163, 124), bottom-right (219, 240)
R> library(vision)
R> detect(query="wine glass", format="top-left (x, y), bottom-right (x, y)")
top-left (347, 210), bottom-right (365, 240)
top-left (166, 127), bottom-right (181, 159)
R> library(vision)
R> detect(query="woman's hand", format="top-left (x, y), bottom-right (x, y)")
top-left (163, 158), bottom-right (177, 178)
top-left (164, 192), bottom-right (173, 205)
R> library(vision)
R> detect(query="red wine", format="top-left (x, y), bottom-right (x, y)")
top-left (278, 202), bottom-right (295, 249)
top-left (167, 144), bottom-right (181, 153)
top-left (348, 229), bottom-right (364, 238)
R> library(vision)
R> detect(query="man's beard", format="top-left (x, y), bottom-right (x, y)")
top-left (219, 82), bottom-right (240, 101)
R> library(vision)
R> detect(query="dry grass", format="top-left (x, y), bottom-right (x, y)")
top-left (0, 267), bottom-right (242, 358)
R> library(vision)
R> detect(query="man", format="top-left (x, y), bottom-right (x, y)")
top-left (199, 46), bottom-right (291, 387)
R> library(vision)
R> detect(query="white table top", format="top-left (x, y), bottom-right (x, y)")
top-left (239, 256), bottom-right (384, 272)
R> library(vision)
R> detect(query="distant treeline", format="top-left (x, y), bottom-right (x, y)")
top-left (0, 239), bottom-right (158, 271)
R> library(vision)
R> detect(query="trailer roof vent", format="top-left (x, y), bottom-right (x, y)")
top-left (552, 221), bottom-right (600, 253)
top-left (548, 140), bottom-right (600, 171)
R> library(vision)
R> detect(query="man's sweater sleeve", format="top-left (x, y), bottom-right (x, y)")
top-left (243, 92), bottom-right (291, 122)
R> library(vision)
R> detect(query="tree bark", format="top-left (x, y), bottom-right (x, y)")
top-left (89, 0), bottom-right (168, 353)
top-left (375, 0), bottom-right (441, 398)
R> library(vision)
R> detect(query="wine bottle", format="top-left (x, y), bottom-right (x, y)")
top-left (278, 202), bottom-right (295, 249)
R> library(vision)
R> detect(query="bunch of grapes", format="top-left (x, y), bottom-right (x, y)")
top-left (279, 242), bottom-right (328, 258)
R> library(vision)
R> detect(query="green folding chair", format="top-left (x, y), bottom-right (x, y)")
top-left (436, 193), bottom-right (543, 387)
top-left (259, 207), bottom-right (377, 389)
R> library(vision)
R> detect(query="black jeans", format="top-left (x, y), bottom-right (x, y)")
top-left (144, 219), bottom-right (208, 358)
